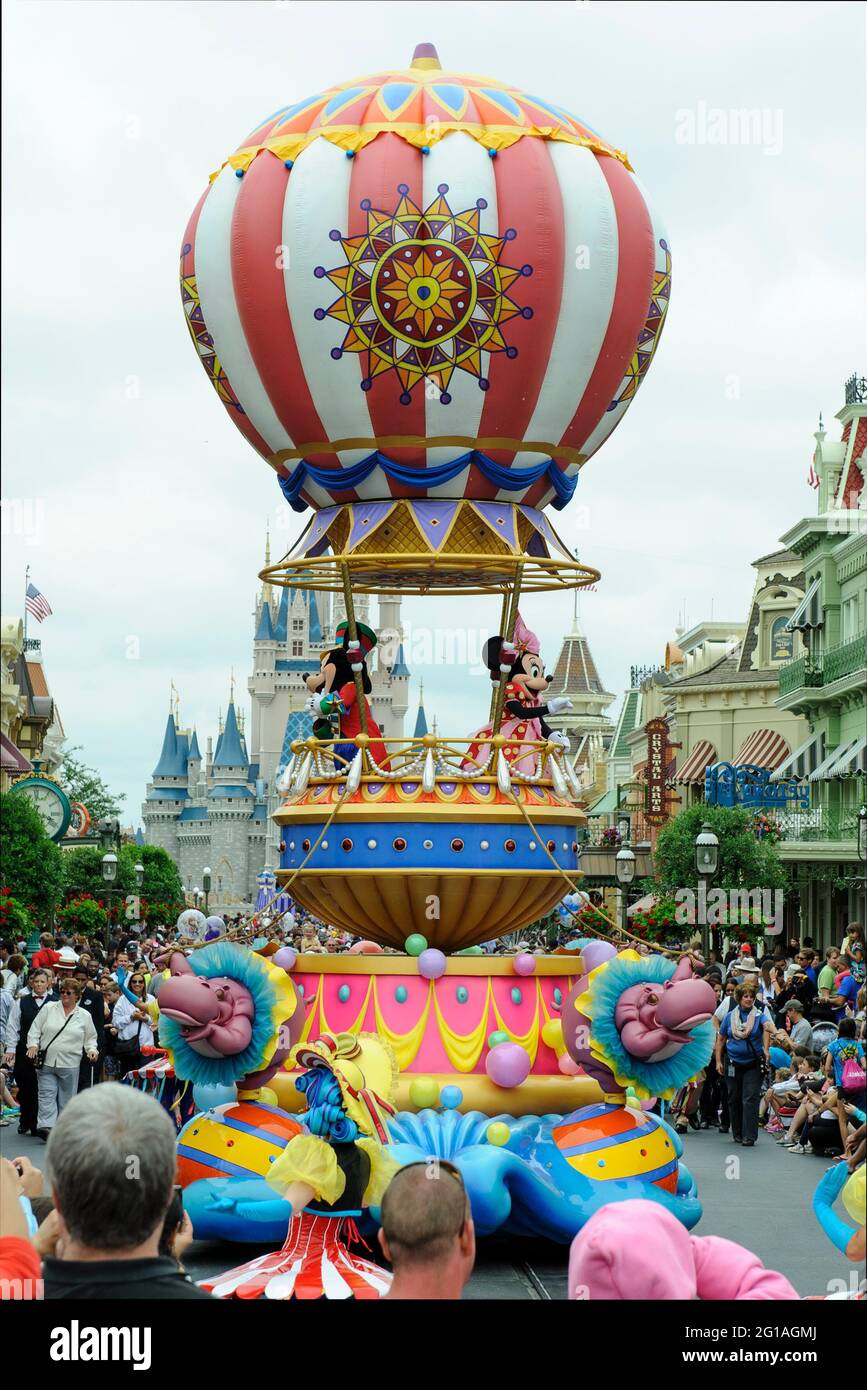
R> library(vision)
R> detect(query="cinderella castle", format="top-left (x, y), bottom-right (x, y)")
top-left (142, 537), bottom-right (410, 908)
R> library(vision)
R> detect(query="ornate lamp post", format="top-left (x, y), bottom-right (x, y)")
top-left (694, 821), bottom-right (720, 959)
top-left (615, 842), bottom-right (636, 936)
top-left (133, 861), bottom-right (144, 930)
top-left (101, 851), bottom-right (118, 950)
top-left (203, 866), bottom-right (212, 916)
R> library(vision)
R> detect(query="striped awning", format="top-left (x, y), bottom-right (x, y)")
top-left (1, 732), bottom-right (32, 775)
top-left (733, 729), bottom-right (791, 770)
top-left (675, 740), bottom-right (717, 783)
top-left (770, 730), bottom-right (825, 782)
top-left (825, 736), bottom-right (867, 779)
top-left (786, 578), bottom-right (823, 632)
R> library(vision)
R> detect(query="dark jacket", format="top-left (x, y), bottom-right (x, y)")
top-left (75, 986), bottom-right (106, 1046)
top-left (43, 1256), bottom-right (213, 1300)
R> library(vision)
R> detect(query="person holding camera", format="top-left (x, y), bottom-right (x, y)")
top-left (25, 979), bottom-right (99, 1140)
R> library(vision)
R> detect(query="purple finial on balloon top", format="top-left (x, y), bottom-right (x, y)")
top-left (411, 43), bottom-right (442, 70)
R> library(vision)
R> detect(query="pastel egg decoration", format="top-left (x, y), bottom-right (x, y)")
top-left (510, 986), bottom-right (523, 1005)
top-left (487, 1030), bottom-right (510, 1048)
top-left (405, 934), bottom-right (428, 957)
top-left (273, 947), bottom-right (297, 972)
top-left (440, 1085), bottom-right (463, 1110)
top-left (485, 1042), bottom-right (531, 1089)
top-left (409, 1077), bottom-right (441, 1109)
top-left (337, 984), bottom-right (351, 1003)
top-left (486, 1121), bottom-right (511, 1147)
top-left (418, 948), bottom-right (447, 980)
top-left (395, 985), bottom-right (408, 1004)
top-left (513, 953), bottom-right (536, 976)
top-left (541, 1018), bottom-right (563, 1050)
top-left (456, 986), bottom-right (469, 1004)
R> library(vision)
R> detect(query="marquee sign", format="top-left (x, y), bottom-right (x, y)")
top-left (644, 718), bottom-right (681, 826)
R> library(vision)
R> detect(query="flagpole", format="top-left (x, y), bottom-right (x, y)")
top-left (24, 564), bottom-right (30, 644)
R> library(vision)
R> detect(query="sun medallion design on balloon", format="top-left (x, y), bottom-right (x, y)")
top-left (314, 184), bottom-right (533, 404)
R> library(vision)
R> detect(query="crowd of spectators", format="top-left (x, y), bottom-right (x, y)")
top-left (668, 926), bottom-right (866, 1166)
top-left (0, 919), bottom-right (863, 1302)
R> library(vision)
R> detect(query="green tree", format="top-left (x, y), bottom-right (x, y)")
top-left (650, 803), bottom-right (786, 898)
top-left (0, 791), bottom-right (64, 923)
top-left (134, 845), bottom-right (184, 917)
top-left (57, 747), bottom-right (125, 822)
top-left (60, 844), bottom-right (184, 928)
top-left (62, 845), bottom-right (135, 900)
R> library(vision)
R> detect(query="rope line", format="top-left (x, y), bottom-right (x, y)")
top-left (509, 788), bottom-right (687, 961)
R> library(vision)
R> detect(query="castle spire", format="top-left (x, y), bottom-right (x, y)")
top-left (413, 683), bottom-right (429, 739)
top-left (262, 524), bottom-right (273, 607)
top-left (153, 711), bottom-right (181, 778)
top-left (213, 698), bottom-right (246, 769)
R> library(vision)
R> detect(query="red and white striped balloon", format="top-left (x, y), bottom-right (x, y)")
top-left (180, 46), bottom-right (670, 513)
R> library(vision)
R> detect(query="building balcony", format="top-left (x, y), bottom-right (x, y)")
top-left (777, 632), bottom-right (866, 704)
top-left (824, 632), bottom-right (867, 683)
top-left (778, 656), bottom-right (823, 696)
top-left (777, 806), bottom-right (859, 841)
top-left (776, 805), bottom-right (863, 863)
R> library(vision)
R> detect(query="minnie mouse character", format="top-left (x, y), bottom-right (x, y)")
top-left (463, 613), bottom-right (572, 775)
top-left (304, 620), bottom-right (389, 769)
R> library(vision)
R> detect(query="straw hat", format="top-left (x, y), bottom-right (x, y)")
top-left (291, 1031), bottom-right (398, 1143)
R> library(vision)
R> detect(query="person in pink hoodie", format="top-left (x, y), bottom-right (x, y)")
top-left (568, 1199), bottom-right (798, 1300)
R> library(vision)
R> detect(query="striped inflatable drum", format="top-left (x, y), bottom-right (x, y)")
top-left (180, 44), bottom-right (670, 515)
top-left (552, 1102), bottom-right (679, 1193)
top-left (176, 1101), bottom-right (303, 1187)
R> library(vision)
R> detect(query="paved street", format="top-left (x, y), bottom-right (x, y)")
top-left (5, 1118), bottom-right (860, 1300)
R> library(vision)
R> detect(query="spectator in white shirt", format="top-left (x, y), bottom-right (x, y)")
top-left (26, 979), bottom-right (98, 1140)
top-left (110, 970), bottom-right (157, 1075)
top-left (1, 952), bottom-right (26, 999)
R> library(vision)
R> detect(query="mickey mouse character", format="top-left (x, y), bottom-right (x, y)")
top-left (304, 620), bottom-right (390, 770)
top-left (463, 613), bottom-right (572, 775)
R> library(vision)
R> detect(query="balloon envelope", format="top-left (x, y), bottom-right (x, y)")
top-left (181, 46), bottom-right (670, 515)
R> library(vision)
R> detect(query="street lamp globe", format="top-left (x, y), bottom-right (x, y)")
top-left (695, 822), bottom-right (720, 879)
top-left (615, 843), bottom-right (636, 886)
top-left (134, 862), bottom-right (144, 888)
top-left (203, 866), bottom-right (212, 894)
top-left (101, 852), bottom-right (118, 884)
top-left (858, 806), bottom-right (867, 863)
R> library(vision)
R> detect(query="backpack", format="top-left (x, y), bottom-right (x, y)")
top-left (840, 1054), bottom-right (866, 1094)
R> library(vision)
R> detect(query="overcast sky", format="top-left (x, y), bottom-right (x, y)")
top-left (2, 0), bottom-right (864, 825)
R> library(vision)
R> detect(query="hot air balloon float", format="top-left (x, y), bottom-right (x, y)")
top-left (168, 43), bottom-right (713, 1262)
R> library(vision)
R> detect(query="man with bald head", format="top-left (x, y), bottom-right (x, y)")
top-left (378, 1159), bottom-right (475, 1299)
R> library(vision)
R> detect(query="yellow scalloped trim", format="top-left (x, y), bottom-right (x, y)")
top-left (286, 974), bottom-right (562, 1076)
top-left (209, 123), bottom-right (632, 183)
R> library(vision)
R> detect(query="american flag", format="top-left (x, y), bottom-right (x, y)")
top-left (807, 458), bottom-right (820, 490)
top-left (25, 582), bottom-right (53, 622)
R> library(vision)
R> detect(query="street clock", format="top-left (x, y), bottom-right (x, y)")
top-left (10, 774), bottom-right (72, 842)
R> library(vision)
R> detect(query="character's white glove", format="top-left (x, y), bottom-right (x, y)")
top-left (304, 695), bottom-right (320, 716)
top-left (547, 697), bottom-right (573, 715)
top-left (549, 730), bottom-right (571, 750)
